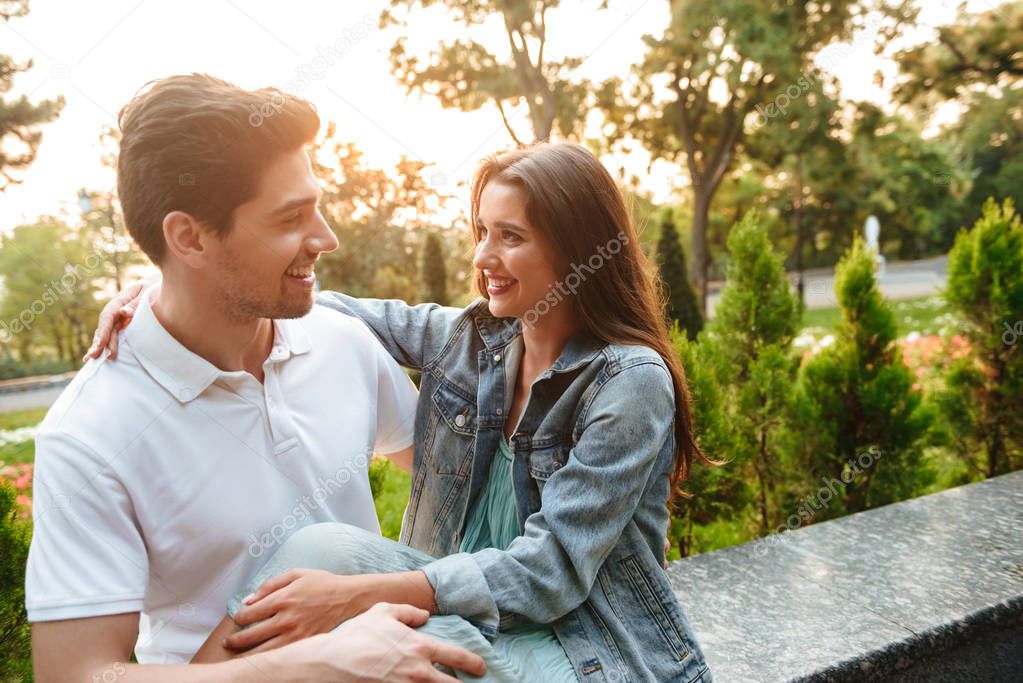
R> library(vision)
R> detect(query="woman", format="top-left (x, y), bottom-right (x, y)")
top-left (89, 142), bottom-right (713, 682)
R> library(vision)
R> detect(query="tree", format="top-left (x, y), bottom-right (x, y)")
top-left (795, 238), bottom-right (932, 515)
top-left (0, 0), bottom-right (64, 191)
top-left (656, 208), bottom-right (702, 339)
top-left (381, 0), bottom-right (593, 143)
top-left (940, 198), bottom-right (1023, 477)
top-left (0, 219), bottom-right (103, 365)
top-left (599, 0), bottom-right (916, 309)
top-left (670, 325), bottom-right (744, 557)
top-left (699, 213), bottom-right (798, 534)
top-left (309, 124), bottom-right (462, 302)
top-left (893, 1), bottom-right (1022, 230)
top-left (893, 1), bottom-right (1023, 107)
top-left (951, 87), bottom-right (1023, 228)
top-left (420, 231), bottom-right (450, 305)
top-left (77, 189), bottom-right (149, 291)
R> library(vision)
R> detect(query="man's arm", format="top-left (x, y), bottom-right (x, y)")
top-left (33, 613), bottom-right (237, 683)
top-left (33, 604), bottom-right (485, 682)
top-left (382, 445), bottom-right (414, 473)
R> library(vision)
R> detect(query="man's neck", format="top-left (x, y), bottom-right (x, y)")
top-left (150, 282), bottom-right (275, 382)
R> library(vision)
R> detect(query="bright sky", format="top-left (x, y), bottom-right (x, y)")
top-left (0, 0), bottom-right (991, 232)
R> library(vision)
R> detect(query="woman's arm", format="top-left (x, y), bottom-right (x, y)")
top-left (422, 360), bottom-right (675, 630)
top-left (315, 292), bottom-right (471, 371)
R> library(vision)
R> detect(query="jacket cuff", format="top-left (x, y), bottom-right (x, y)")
top-left (422, 552), bottom-right (500, 637)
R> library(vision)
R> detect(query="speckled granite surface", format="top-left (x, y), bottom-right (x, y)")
top-left (668, 470), bottom-right (1023, 682)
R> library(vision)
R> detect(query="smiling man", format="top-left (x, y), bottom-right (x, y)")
top-left (25, 74), bottom-right (485, 682)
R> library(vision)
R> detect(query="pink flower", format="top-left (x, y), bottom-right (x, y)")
top-left (15, 494), bottom-right (32, 512)
top-left (13, 472), bottom-right (32, 490)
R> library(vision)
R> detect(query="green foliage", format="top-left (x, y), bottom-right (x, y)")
top-left (893, 1), bottom-right (1023, 107)
top-left (420, 232), bottom-right (450, 306)
top-left (940, 198), bottom-right (1023, 477)
top-left (953, 88), bottom-right (1023, 228)
top-left (795, 238), bottom-right (933, 514)
top-left (381, 0), bottom-right (593, 142)
top-left (0, 219), bottom-right (105, 365)
top-left (894, 1), bottom-right (1023, 238)
top-left (691, 214), bottom-right (799, 536)
top-left (309, 125), bottom-right (470, 304)
top-left (656, 210), bottom-right (703, 340)
top-left (369, 457), bottom-right (412, 541)
top-left (0, 483), bottom-right (32, 681)
top-left (599, 0), bottom-right (916, 298)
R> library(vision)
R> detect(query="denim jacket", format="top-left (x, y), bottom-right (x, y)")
top-left (317, 292), bottom-right (711, 683)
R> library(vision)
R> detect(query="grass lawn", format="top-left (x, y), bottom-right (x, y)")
top-left (0, 408), bottom-right (47, 432)
top-left (800, 295), bottom-right (955, 337)
top-left (0, 408), bottom-right (45, 466)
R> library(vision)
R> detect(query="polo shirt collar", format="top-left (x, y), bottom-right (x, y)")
top-left (125, 284), bottom-right (312, 404)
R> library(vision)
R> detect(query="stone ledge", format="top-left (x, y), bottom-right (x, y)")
top-left (668, 471), bottom-right (1023, 682)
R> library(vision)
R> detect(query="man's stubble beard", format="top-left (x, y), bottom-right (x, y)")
top-left (214, 250), bottom-right (314, 323)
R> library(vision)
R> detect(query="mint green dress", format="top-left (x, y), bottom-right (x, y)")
top-left (458, 435), bottom-right (578, 680)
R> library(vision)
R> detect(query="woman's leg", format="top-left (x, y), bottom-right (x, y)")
top-left (227, 522), bottom-right (551, 682)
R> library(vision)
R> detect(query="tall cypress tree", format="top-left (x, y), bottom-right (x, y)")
top-left (656, 209), bottom-right (703, 339)
top-left (420, 232), bottom-right (449, 306)
top-left (941, 198), bottom-right (1023, 477)
top-left (795, 238), bottom-right (932, 514)
top-left (700, 213), bottom-right (798, 534)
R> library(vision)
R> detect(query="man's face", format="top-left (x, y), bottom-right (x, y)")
top-left (207, 148), bottom-right (338, 321)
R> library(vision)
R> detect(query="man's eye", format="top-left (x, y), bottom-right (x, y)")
top-left (283, 212), bottom-right (301, 224)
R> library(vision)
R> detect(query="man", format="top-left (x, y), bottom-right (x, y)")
top-left (26, 74), bottom-right (485, 682)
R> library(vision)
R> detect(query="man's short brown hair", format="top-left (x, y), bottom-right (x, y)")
top-left (117, 73), bottom-right (320, 264)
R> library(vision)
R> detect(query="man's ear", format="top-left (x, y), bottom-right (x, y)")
top-left (162, 211), bottom-right (211, 269)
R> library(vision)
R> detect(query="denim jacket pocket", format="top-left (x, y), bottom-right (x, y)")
top-left (527, 444), bottom-right (567, 481)
top-left (428, 381), bottom-right (477, 475)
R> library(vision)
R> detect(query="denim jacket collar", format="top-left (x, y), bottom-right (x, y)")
top-left (469, 298), bottom-right (604, 375)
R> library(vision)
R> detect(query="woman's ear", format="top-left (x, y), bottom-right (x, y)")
top-left (162, 211), bottom-right (209, 269)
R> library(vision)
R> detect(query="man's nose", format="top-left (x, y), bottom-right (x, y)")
top-left (310, 213), bottom-right (339, 254)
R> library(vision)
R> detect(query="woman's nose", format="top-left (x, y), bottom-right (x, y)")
top-left (472, 237), bottom-right (495, 271)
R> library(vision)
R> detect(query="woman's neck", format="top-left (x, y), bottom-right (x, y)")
top-left (518, 304), bottom-right (580, 378)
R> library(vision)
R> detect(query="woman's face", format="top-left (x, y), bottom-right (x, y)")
top-left (473, 180), bottom-right (563, 321)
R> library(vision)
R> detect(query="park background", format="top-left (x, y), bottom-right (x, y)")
top-left (0, 0), bottom-right (1021, 680)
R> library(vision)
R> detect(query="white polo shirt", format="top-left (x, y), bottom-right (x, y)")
top-left (25, 285), bottom-right (418, 663)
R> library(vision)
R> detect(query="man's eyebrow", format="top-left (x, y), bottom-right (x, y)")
top-left (268, 192), bottom-right (322, 216)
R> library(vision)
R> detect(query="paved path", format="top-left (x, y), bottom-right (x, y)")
top-left (708, 255), bottom-right (948, 315)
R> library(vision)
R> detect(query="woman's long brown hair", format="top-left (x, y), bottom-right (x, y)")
top-left (469, 142), bottom-right (716, 498)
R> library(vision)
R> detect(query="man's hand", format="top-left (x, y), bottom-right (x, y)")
top-left (267, 602), bottom-right (487, 683)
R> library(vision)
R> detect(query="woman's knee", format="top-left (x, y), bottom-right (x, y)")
top-left (275, 522), bottom-right (367, 570)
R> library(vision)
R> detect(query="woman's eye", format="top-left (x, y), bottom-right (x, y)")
top-left (502, 231), bottom-right (521, 243)
top-left (478, 226), bottom-right (488, 239)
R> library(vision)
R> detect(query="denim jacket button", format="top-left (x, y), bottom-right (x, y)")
top-left (454, 414), bottom-right (466, 428)
top-left (494, 353), bottom-right (502, 362)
